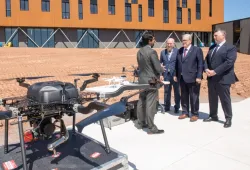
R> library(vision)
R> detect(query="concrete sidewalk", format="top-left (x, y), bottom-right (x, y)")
top-left (82, 98), bottom-right (250, 170)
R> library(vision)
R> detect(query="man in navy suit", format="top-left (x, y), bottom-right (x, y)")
top-left (203, 28), bottom-right (238, 128)
top-left (160, 38), bottom-right (180, 113)
top-left (174, 34), bottom-right (204, 122)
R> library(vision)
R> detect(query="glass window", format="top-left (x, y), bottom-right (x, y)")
top-left (209, 0), bottom-right (212, 17)
top-left (131, 0), bottom-right (138, 4)
top-left (163, 0), bottom-right (169, 23)
top-left (90, 0), bottom-right (98, 14)
top-left (77, 29), bottom-right (99, 48)
top-left (108, 0), bottom-right (115, 15)
top-left (182, 0), bottom-right (187, 8)
top-left (188, 8), bottom-right (191, 24)
top-left (176, 0), bottom-right (180, 7)
top-left (5, 28), bottom-right (19, 47)
top-left (79, 0), bottom-right (83, 19)
top-left (62, 0), bottom-right (70, 19)
top-left (42, 0), bottom-right (50, 12)
top-left (196, 0), bottom-right (201, 20)
top-left (177, 7), bottom-right (182, 24)
top-left (138, 4), bottom-right (142, 22)
top-left (125, 3), bottom-right (132, 22)
top-left (148, 0), bottom-right (154, 17)
top-left (20, 0), bottom-right (29, 11)
top-left (6, 0), bottom-right (11, 17)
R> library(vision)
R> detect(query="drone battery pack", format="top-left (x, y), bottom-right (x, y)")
top-left (27, 81), bottom-right (79, 104)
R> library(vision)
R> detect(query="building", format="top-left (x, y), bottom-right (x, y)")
top-left (212, 17), bottom-right (250, 55)
top-left (0, 0), bottom-right (224, 48)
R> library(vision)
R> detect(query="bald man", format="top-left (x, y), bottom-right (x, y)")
top-left (160, 38), bottom-right (180, 113)
top-left (203, 28), bottom-right (238, 128)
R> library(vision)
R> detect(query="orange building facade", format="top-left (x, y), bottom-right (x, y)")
top-left (0, 0), bottom-right (224, 48)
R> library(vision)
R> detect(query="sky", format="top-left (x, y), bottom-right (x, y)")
top-left (224, 0), bottom-right (250, 21)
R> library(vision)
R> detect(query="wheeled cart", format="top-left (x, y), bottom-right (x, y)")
top-left (0, 130), bottom-right (129, 170)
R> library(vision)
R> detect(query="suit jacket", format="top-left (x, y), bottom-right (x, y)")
top-left (137, 45), bottom-right (164, 84)
top-left (175, 45), bottom-right (204, 83)
top-left (160, 48), bottom-right (178, 79)
top-left (204, 42), bottom-right (238, 84)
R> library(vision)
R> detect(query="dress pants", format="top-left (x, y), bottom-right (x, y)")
top-left (208, 80), bottom-right (232, 119)
top-left (164, 75), bottom-right (180, 110)
top-left (180, 76), bottom-right (200, 116)
top-left (137, 89), bottom-right (159, 132)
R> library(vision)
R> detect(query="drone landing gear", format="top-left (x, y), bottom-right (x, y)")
top-left (99, 120), bottom-right (110, 153)
top-left (47, 118), bottom-right (69, 157)
top-left (4, 119), bottom-right (9, 154)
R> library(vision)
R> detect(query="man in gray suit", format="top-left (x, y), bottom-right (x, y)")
top-left (136, 33), bottom-right (165, 134)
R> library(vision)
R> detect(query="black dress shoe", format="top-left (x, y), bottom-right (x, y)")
top-left (203, 117), bottom-right (218, 122)
top-left (174, 109), bottom-right (179, 113)
top-left (148, 129), bottom-right (164, 134)
top-left (224, 119), bottom-right (232, 128)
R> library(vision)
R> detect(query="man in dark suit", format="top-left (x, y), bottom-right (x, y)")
top-left (174, 34), bottom-right (204, 122)
top-left (136, 33), bottom-right (165, 134)
top-left (203, 28), bottom-right (238, 128)
top-left (160, 38), bottom-right (180, 113)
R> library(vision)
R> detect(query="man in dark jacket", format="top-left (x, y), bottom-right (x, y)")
top-left (203, 28), bottom-right (238, 128)
top-left (174, 34), bottom-right (204, 122)
top-left (136, 33), bottom-right (165, 134)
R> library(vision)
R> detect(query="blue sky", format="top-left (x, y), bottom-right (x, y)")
top-left (224, 0), bottom-right (250, 21)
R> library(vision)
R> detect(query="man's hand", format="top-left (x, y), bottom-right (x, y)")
top-left (196, 78), bottom-right (201, 84)
top-left (161, 63), bottom-right (166, 72)
top-left (205, 69), bottom-right (216, 77)
top-left (160, 76), bottom-right (164, 81)
top-left (0, 105), bottom-right (7, 111)
top-left (173, 76), bottom-right (177, 82)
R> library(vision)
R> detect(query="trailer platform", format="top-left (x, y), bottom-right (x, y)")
top-left (0, 130), bottom-right (128, 170)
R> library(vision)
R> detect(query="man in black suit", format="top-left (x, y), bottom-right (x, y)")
top-left (203, 28), bottom-right (238, 128)
top-left (136, 33), bottom-right (165, 134)
top-left (174, 34), bottom-right (204, 122)
top-left (160, 38), bottom-right (180, 113)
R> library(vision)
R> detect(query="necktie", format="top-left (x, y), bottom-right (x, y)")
top-left (183, 49), bottom-right (188, 58)
top-left (211, 45), bottom-right (219, 59)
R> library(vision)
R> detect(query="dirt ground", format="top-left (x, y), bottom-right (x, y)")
top-left (0, 47), bottom-right (249, 144)
top-left (0, 47), bottom-right (249, 100)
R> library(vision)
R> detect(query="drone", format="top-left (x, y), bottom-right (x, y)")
top-left (0, 69), bottom-right (164, 170)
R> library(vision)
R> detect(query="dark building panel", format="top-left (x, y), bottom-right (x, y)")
top-left (240, 18), bottom-right (250, 54)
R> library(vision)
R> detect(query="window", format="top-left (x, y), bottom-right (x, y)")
top-left (131, 0), bottom-right (138, 4)
top-left (188, 8), bottom-right (191, 24)
top-left (138, 4), bottom-right (142, 22)
top-left (62, 0), bottom-right (70, 19)
top-left (177, 7), bottom-right (182, 24)
top-left (77, 29), bottom-right (99, 48)
top-left (78, 0), bottom-right (83, 19)
top-left (20, 0), bottom-right (29, 11)
top-left (176, 0), bottom-right (180, 7)
top-left (42, 0), bottom-right (50, 12)
top-left (182, 0), bottom-right (187, 8)
top-left (108, 0), bottom-right (115, 15)
top-left (209, 0), bottom-right (212, 17)
top-left (125, 3), bottom-right (131, 22)
top-left (5, 28), bottom-right (19, 47)
top-left (6, 0), bottom-right (11, 17)
top-left (27, 28), bottom-right (54, 48)
top-left (163, 0), bottom-right (169, 23)
top-left (90, 0), bottom-right (98, 14)
top-left (196, 0), bottom-right (201, 20)
top-left (148, 0), bottom-right (154, 17)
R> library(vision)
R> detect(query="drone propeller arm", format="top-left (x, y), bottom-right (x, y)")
top-left (80, 77), bottom-right (98, 91)
top-left (75, 101), bottom-right (127, 132)
top-left (19, 82), bottom-right (30, 88)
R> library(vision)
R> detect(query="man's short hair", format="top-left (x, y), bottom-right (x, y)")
top-left (214, 28), bottom-right (226, 36)
top-left (141, 33), bottom-right (154, 46)
top-left (182, 34), bottom-right (192, 41)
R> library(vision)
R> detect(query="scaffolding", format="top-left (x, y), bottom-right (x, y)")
top-left (4, 28), bottom-right (205, 49)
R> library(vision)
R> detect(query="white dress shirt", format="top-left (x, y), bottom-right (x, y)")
top-left (183, 44), bottom-right (192, 57)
